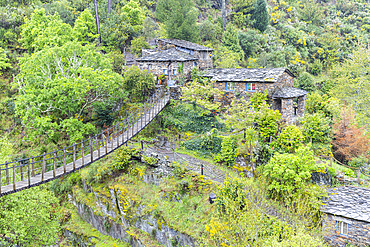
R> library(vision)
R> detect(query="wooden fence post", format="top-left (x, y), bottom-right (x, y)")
top-left (6, 162), bottom-right (9, 185)
top-left (90, 137), bottom-right (93, 162)
top-left (32, 157), bottom-right (35, 177)
top-left (20, 161), bottom-right (23, 181)
top-left (13, 163), bottom-right (15, 190)
top-left (81, 141), bottom-right (85, 166)
top-left (42, 153), bottom-right (46, 182)
top-left (53, 152), bottom-right (56, 178)
top-left (73, 145), bottom-right (76, 170)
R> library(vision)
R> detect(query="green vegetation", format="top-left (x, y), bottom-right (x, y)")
top-left (1, 0), bottom-right (370, 245)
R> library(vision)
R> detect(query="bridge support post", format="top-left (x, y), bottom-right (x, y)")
top-left (116, 126), bottom-right (119, 148)
top-left (90, 137), bottom-right (93, 162)
top-left (73, 145), bottom-right (76, 170)
top-left (13, 163), bottom-right (15, 190)
top-left (63, 149), bottom-right (66, 174)
top-left (53, 152), bottom-right (56, 178)
top-left (111, 127), bottom-right (114, 149)
top-left (42, 153), bottom-right (46, 182)
top-left (6, 162), bottom-right (9, 185)
top-left (81, 142), bottom-right (85, 167)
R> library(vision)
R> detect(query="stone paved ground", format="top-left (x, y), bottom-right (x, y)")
top-left (145, 146), bottom-right (226, 184)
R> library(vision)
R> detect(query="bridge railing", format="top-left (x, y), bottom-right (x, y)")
top-left (0, 86), bottom-right (170, 194)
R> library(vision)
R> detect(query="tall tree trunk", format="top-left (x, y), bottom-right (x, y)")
top-left (222, 0), bottom-right (226, 32)
top-left (94, 0), bottom-right (101, 43)
top-left (107, 0), bottom-right (111, 18)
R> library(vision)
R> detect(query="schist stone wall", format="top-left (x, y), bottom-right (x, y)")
top-left (138, 61), bottom-right (196, 80)
top-left (323, 214), bottom-right (370, 247)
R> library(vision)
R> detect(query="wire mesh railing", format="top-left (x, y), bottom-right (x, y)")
top-left (0, 86), bottom-right (170, 195)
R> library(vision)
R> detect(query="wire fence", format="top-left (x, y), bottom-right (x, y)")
top-left (0, 87), bottom-right (170, 195)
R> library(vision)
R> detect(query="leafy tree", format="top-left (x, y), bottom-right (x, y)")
top-left (20, 8), bottom-right (73, 52)
top-left (0, 47), bottom-right (10, 75)
top-left (239, 30), bottom-right (260, 58)
top-left (255, 102), bottom-right (282, 140)
top-left (252, 0), bottom-right (268, 33)
top-left (123, 66), bottom-right (155, 102)
top-left (15, 42), bottom-right (127, 143)
top-left (214, 136), bottom-right (238, 166)
top-left (330, 44), bottom-right (370, 127)
top-left (224, 98), bottom-right (255, 132)
top-left (0, 186), bottom-right (60, 246)
top-left (263, 146), bottom-right (316, 198)
top-left (0, 135), bottom-right (13, 164)
top-left (275, 125), bottom-right (304, 153)
top-left (156, 0), bottom-right (199, 42)
top-left (72, 9), bottom-right (99, 44)
top-left (222, 24), bottom-right (243, 60)
top-left (301, 112), bottom-right (332, 145)
top-left (305, 92), bottom-right (340, 118)
top-left (121, 0), bottom-right (145, 34)
top-left (295, 72), bottom-right (315, 93)
top-left (181, 78), bottom-right (222, 110)
top-left (131, 36), bottom-right (150, 56)
top-left (213, 46), bottom-right (242, 68)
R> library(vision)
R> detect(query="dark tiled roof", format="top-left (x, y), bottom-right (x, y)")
top-left (202, 68), bottom-right (295, 82)
top-left (272, 87), bottom-right (308, 99)
top-left (137, 48), bottom-right (199, 62)
top-left (321, 186), bottom-right (370, 223)
top-left (157, 39), bottom-right (213, 52)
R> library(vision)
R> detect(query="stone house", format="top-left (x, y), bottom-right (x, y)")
top-left (156, 39), bottom-right (213, 69)
top-left (136, 48), bottom-right (198, 83)
top-left (321, 186), bottom-right (370, 246)
top-left (202, 68), bottom-right (308, 124)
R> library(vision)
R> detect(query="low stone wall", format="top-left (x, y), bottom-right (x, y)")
top-left (323, 213), bottom-right (370, 246)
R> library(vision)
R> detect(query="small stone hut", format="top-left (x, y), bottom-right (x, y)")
top-left (156, 39), bottom-right (213, 69)
top-left (136, 48), bottom-right (198, 82)
top-left (202, 68), bottom-right (307, 124)
top-left (321, 186), bottom-right (370, 246)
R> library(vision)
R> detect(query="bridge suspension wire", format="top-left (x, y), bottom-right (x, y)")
top-left (0, 86), bottom-right (171, 197)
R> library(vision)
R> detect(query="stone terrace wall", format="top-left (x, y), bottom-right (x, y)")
top-left (323, 213), bottom-right (370, 247)
top-left (138, 61), bottom-right (196, 80)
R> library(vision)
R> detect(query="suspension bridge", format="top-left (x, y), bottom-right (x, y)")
top-left (0, 87), bottom-right (171, 197)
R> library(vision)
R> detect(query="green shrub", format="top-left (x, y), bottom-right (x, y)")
top-left (114, 146), bottom-right (140, 171)
top-left (275, 125), bottom-right (304, 153)
top-left (181, 129), bottom-right (222, 156)
top-left (296, 72), bottom-right (315, 93)
top-left (214, 136), bottom-right (238, 166)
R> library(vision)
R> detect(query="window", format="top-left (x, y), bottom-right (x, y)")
top-left (226, 82), bottom-right (235, 91)
top-left (148, 64), bottom-right (152, 70)
top-left (247, 83), bottom-right (256, 91)
top-left (336, 221), bottom-right (348, 236)
top-left (173, 69), bottom-right (176, 76)
top-left (140, 65), bottom-right (143, 71)
top-left (163, 69), bottom-right (168, 75)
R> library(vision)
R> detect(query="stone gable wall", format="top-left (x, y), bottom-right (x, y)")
top-left (323, 213), bottom-right (370, 247)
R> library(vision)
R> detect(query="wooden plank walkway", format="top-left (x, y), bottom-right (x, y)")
top-left (0, 92), bottom-right (170, 197)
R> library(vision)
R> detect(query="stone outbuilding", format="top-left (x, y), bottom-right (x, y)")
top-left (202, 68), bottom-right (307, 124)
top-left (156, 39), bottom-right (213, 69)
top-left (321, 186), bottom-right (370, 247)
top-left (136, 48), bottom-right (198, 82)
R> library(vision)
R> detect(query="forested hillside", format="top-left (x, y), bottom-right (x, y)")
top-left (0, 0), bottom-right (370, 246)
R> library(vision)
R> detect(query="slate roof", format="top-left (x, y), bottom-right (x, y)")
top-left (157, 39), bottom-right (213, 52)
top-left (272, 87), bottom-right (308, 99)
top-left (201, 68), bottom-right (295, 82)
top-left (321, 186), bottom-right (370, 223)
top-left (137, 48), bottom-right (199, 62)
